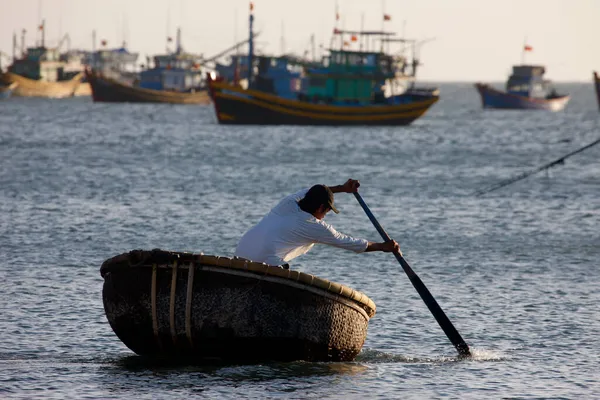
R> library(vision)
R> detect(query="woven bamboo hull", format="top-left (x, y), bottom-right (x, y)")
top-left (86, 69), bottom-right (210, 104)
top-left (0, 72), bottom-right (82, 98)
top-left (101, 249), bottom-right (376, 362)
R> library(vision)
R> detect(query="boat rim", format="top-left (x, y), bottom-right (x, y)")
top-left (101, 250), bottom-right (377, 318)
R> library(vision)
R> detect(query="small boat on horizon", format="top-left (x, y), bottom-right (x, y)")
top-left (475, 64), bottom-right (570, 111)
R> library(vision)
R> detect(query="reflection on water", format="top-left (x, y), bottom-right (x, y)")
top-left (109, 354), bottom-right (369, 379)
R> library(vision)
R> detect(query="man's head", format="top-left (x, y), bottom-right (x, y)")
top-left (298, 184), bottom-right (339, 219)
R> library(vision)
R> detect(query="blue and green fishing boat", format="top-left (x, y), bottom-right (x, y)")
top-left (208, 8), bottom-right (438, 126)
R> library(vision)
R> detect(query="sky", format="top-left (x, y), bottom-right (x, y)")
top-left (1, 0), bottom-right (599, 82)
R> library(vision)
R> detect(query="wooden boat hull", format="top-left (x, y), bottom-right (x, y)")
top-left (593, 71), bottom-right (600, 111)
top-left (86, 69), bottom-right (210, 104)
top-left (0, 82), bottom-right (17, 99)
top-left (101, 249), bottom-right (376, 362)
top-left (72, 82), bottom-right (92, 97)
top-left (474, 83), bottom-right (570, 111)
top-left (208, 79), bottom-right (438, 125)
top-left (0, 72), bottom-right (82, 98)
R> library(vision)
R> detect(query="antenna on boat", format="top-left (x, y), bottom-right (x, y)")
top-left (37, 0), bottom-right (42, 47)
top-left (334, 0), bottom-right (342, 50)
top-left (280, 20), bottom-right (285, 55)
top-left (12, 31), bottom-right (17, 62)
top-left (341, 15), bottom-right (346, 50)
top-left (166, 0), bottom-right (172, 53)
top-left (123, 13), bottom-right (129, 50)
top-left (92, 30), bottom-right (96, 68)
top-left (360, 13), bottom-right (365, 51)
top-left (380, 0), bottom-right (385, 52)
top-left (234, 8), bottom-right (238, 56)
top-left (521, 36), bottom-right (533, 65)
top-left (402, 20), bottom-right (406, 54)
top-left (58, 0), bottom-right (63, 50)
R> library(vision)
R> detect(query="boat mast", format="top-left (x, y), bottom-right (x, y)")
top-left (279, 20), bottom-right (283, 55)
top-left (20, 29), bottom-right (26, 57)
top-left (234, 8), bottom-right (238, 56)
top-left (233, 8), bottom-right (239, 85)
top-left (12, 31), bottom-right (17, 62)
top-left (248, 2), bottom-right (254, 87)
top-left (92, 30), bottom-right (96, 69)
top-left (40, 19), bottom-right (45, 49)
top-left (176, 27), bottom-right (182, 55)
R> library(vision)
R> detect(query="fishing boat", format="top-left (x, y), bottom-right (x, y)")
top-left (0, 70), bottom-right (82, 98)
top-left (87, 29), bottom-right (209, 104)
top-left (0, 82), bottom-right (17, 99)
top-left (100, 249), bottom-right (376, 362)
top-left (86, 69), bottom-right (210, 104)
top-left (0, 21), bottom-right (84, 98)
top-left (593, 71), bottom-right (600, 111)
top-left (208, 7), bottom-right (438, 126)
top-left (475, 65), bottom-right (570, 111)
top-left (85, 42), bottom-right (139, 84)
top-left (71, 42), bottom-right (140, 98)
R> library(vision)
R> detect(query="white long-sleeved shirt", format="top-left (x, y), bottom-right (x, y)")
top-left (234, 188), bottom-right (369, 266)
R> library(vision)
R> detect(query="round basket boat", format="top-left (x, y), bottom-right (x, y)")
top-left (100, 249), bottom-right (376, 362)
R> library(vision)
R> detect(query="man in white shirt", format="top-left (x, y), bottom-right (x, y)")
top-left (234, 179), bottom-right (400, 267)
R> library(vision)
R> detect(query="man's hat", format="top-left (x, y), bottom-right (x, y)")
top-left (304, 184), bottom-right (339, 213)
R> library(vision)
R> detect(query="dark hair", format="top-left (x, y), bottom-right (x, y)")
top-left (298, 185), bottom-right (336, 214)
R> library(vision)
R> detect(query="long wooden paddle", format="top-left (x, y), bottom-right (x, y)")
top-left (354, 192), bottom-right (471, 357)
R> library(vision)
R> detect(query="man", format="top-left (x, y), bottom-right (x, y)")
top-left (234, 179), bottom-right (400, 267)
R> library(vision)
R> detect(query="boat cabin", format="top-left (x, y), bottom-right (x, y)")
top-left (9, 46), bottom-right (68, 82)
top-left (138, 53), bottom-right (204, 92)
top-left (86, 47), bottom-right (139, 82)
top-left (506, 65), bottom-right (553, 99)
top-left (304, 50), bottom-right (396, 104)
top-left (250, 56), bottom-right (302, 99)
top-left (215, 55), bottom-right (250, 84)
